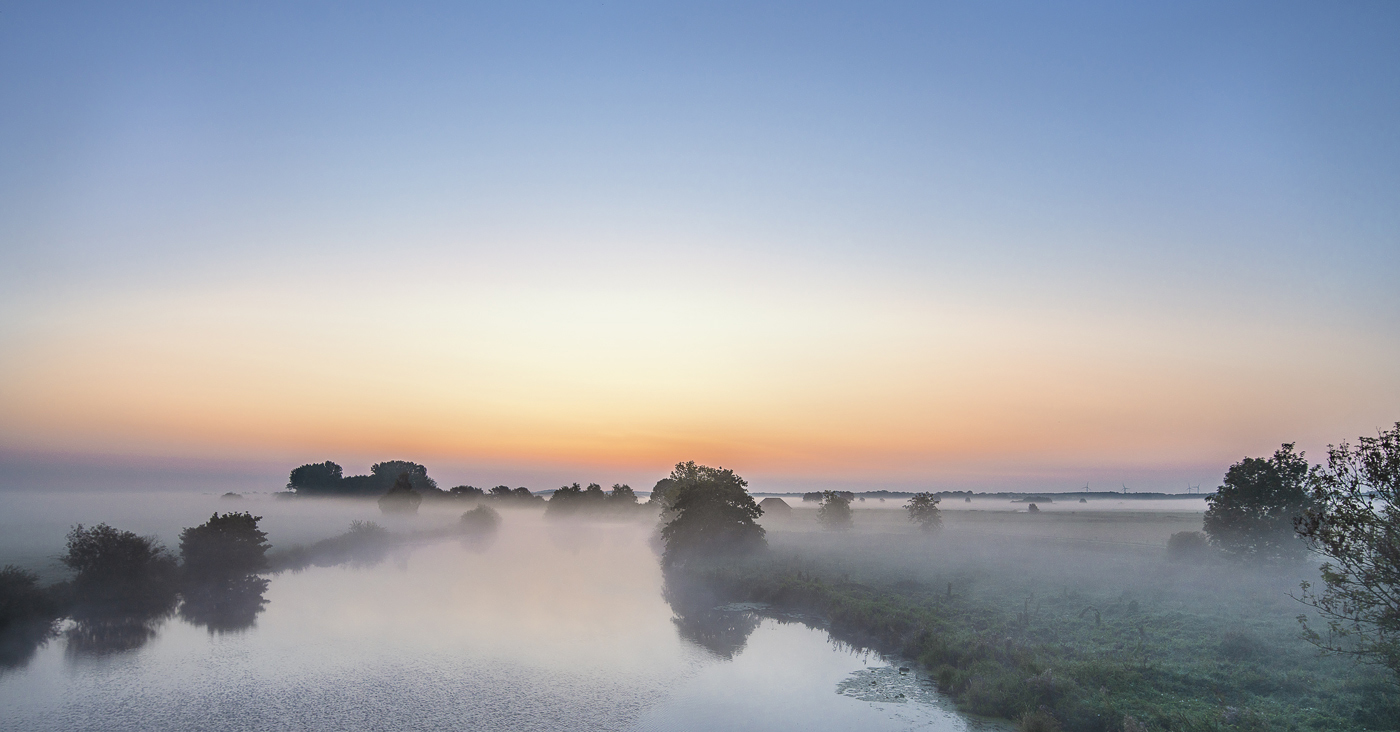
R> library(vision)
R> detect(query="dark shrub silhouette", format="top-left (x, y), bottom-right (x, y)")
top-left (62, 524), bottom-right (178, 613)
top-left (61, 524), bottom-right (179, 656)
top-left (450, 485), bottom-right (485, 499)
top-left (180, 512), bottom-right (270, 579)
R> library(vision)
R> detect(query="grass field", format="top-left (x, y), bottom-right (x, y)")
top-left (689, 503), bottom-right (1399, 731)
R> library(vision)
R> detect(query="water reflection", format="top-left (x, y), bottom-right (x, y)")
top-left (179, 575), bottom-right (270, 634)
top-left (1, 508), bottom-right (989, 732)
top-left (0, 620), bottom-right (56, 671)
top-left (662, 574), bottom-right (760, 659)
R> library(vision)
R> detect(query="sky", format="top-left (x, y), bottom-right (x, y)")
top-left (1, 1), bottom-right (1397, 493)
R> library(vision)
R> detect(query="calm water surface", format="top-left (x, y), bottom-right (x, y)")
top-left (0, 498), bottom-right (1000, 731)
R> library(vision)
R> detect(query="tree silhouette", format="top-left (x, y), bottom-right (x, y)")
top-left (905, 492), bottom-right (943, 531)
top-left (1203, 444), bottom-right (1312, 562)
top-left (1295, 423), bottom-right (1400, 676)
top-left (660, 462), bottom-right (765, 567)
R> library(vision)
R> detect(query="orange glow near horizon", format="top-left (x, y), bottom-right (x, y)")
top-left (2, 268), bottom-right (1395, 488)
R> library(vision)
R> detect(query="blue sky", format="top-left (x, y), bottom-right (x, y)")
top-left (1, 2), bottom-right (1397, 491)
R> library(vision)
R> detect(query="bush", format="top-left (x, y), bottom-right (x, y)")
top-left (179, 512), bottom-right (270, 578)
top-left (461, 504), bottom-right (502, 533)
top-left (1017, 709), bottom-right (1062, 732)
top-left (0, 565), bottom-right (57, 631)
top-left (62, 524), bottom-right (178, 607)
top-left (1166, 531), bottom-right (1210, 561)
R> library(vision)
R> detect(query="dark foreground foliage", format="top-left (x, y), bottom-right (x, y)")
top-left (1296, 422), bottom-right (1400, 676)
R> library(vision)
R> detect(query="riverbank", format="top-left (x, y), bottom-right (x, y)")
top-left (687, 508), bottom-right (1399, 731)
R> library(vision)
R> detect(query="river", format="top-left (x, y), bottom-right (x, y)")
top-left (0, 494), bottom-right (1001, 731)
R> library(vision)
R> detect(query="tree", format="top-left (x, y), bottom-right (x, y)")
top-left (817, 490), bottom-right (854, 531)
top-left (378, 473), bottom-right (423, 514)
top-left (649, 478), bottom-right (680, 510)
top-left (61, 523), bottom-right (178, 612)
top-left (609, 484), bottom-right (638, 504)
top-left (660, 461), bottom-right (765, 567)
top-left (1295, 423), bottom-right (1400, 676)
top-left (905, 492), bottom-right (942, 532)
top-left (1202, 444), bottom-right (1312, 562)
top-left (370, 461), bottom-right (439, 495)
top-left (179, 512), bottom-right (271, 578)
top-left (450, 485), bottom-right (484, 498)
top-left (287, 461), bottom-right (344, 494)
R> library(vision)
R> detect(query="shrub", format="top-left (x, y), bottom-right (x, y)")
top-left (1166, 531), bottom-right (1210, 561)
top-left (179, 512), bottom-right (270, 578)
top-left (62, 523), bottom-right (179, 618)
top-left (461, 504), bottom-right (502, 533)
top-left (1017, 709), bottom-right (1061, 732)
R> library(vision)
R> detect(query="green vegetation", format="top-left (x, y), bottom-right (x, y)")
top-left (818, 490), bottom-right (854, 531)
top-left (1296, 422), bottom-right (1400, 676)
top-left (1203, 444), bottom-right (1312, 563)
top-left (905, 492), bottom-right (943, 532)
top-left (545, 482), bottom-right (648, 518)
top-left (680, 513), bottom-right (1398, 732)
top-left (659, 461), bottom-right (766, 568)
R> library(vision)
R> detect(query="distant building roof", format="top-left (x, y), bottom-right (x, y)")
top-left (759, 497), bottom-right (792, 512)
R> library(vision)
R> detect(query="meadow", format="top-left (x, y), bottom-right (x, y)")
top-left (697, 501), bottom-right (1400, 732)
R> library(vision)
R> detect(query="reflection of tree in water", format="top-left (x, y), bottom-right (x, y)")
top-left (662, 572), bottom-right (760, 660)
top-left (1, 620), bottom-right (56, 671)
top-left (179, 575), bottom-right (269, 634)
top-left (60, 524), bottom-right (182, 658)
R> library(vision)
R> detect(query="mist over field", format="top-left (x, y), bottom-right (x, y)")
top-left (3, 1), bottom-right (1399, 730)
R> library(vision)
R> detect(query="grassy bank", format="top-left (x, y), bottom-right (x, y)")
top-left (687, 506), bottom-right (1398, 732)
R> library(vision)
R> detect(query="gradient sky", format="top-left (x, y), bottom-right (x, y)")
top-left (1, 2), bottom-right (1397, 492)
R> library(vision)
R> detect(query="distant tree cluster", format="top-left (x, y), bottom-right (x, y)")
top-left (546, 482), bottom-right (644, 519)
top-left (287, 460), bottom-right (439, 497)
